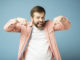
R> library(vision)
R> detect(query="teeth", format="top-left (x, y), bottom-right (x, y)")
top-left (39, 23), bottom-right (43, 24)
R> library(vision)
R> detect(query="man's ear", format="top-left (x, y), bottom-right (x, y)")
top-left (30, 16), bottom-right (33, 24)
top-left (30, 16), bottom-right (32, 20)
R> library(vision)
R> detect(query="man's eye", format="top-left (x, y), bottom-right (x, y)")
top-left (37, 17), bottom-right (40, 19)
top-left (41, 17), bottom-right (44, 19)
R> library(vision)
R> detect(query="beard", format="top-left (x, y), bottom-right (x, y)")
top-left (33, 21), bottom-right (45, 30)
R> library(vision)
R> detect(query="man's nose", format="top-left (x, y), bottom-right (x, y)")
top-left (39, 18), bottom-right (43, 21)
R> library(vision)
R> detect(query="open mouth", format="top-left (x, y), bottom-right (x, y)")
top-left (35, 22), bottom-right (45, 27)
top-left (38, 22), bottom-right (43, 25)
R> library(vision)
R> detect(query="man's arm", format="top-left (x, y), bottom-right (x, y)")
top-left (3, 17), bottom-right (27, 32)
top-left (53, 16), bottom-right (71, 31)
top-left (51, 36), bottom-right (62, 60)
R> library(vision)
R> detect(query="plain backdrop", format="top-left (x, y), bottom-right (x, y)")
top-left (0, 0), bottom-right (80, 60)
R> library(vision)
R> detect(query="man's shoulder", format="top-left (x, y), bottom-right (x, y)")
top-left (44, 20), bottom-right (54, 29)
top-left (45, 20), bottom-right (53, 25)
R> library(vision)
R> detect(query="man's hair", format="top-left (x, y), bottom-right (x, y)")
top-left (30, 6), bottom-right (46, 17)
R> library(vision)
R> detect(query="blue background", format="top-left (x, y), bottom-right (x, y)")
top-left (0, 0), bottom-right (80, 60)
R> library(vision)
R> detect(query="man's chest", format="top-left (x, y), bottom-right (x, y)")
top-left (25, 28), bottom-right (52, 59)
top-left (26, 26), bottom-right (50, 55)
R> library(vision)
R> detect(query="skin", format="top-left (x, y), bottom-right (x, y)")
top-left (31, 12), bottom-right (45, 30)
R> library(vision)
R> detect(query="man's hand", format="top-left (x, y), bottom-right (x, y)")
top-left (4, 17), bottom-right (27, 32)
top-left (60, 16), bottom-right (71, 29)
top-left (53, 16), bottom-right (71, 31)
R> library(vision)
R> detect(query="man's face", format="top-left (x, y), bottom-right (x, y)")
top-left (31, 12), bottom-right (45, 29)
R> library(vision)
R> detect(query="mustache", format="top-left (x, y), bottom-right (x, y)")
top-left (37, 21), bottom-right (44, 24)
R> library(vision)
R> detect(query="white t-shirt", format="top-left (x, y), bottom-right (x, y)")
top-left (25, 25), bottom-right (52, 60)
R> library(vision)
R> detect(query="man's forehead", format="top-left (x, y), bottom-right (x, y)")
top-left (33, 12), bottom-right (45, 17)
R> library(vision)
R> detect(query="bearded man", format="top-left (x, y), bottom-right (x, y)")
top-left (4, 6), bottom-right (71, 60)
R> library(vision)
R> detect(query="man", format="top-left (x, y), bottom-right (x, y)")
top-left (3, 6), bottom-right (71, 60)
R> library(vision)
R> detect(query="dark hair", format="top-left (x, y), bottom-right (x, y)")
top-left (30, 6), bottom-right (46, 17)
